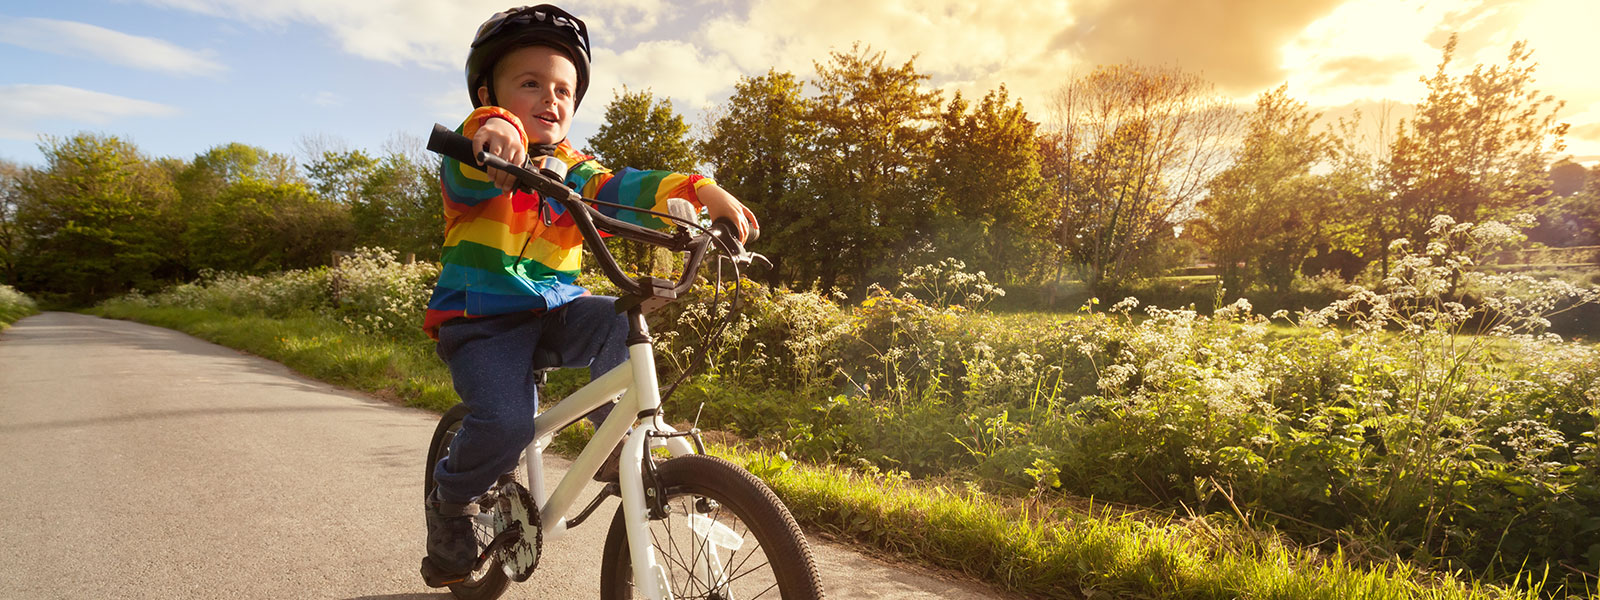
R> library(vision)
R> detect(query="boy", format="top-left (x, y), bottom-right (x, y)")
top-left (420, 4), bottom-right (757, 587)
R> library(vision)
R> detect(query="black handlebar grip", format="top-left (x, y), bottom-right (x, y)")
top-left (712, 217), bottom-right (759, 246)
top-left (428, 123), bottom-right (479, 166)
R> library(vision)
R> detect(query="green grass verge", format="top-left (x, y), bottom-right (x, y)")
top-left (716, 446), bottom-right (1556, 600)
top-left (88, 301), bottom-right (1555, 600)
top-left (0, 294), bottom-right (40, 329)
top-left (0, 305), bottom-right (38, 329)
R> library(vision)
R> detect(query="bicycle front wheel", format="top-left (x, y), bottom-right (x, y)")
top-left (598, 454), bottom-right (824, 600)
top-left (425, 403), bottom-right (512, 600)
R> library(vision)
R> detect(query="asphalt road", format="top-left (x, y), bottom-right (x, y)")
top-left (0, 312), bottom-right (1012, 600)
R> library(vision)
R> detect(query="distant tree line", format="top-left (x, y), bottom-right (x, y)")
top-left (0, 134), bottom-right (441, 305)
top-left (2, 35), bottom-right (1595, 306)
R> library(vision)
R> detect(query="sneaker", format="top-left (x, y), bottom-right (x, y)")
top-left (420, 490), bottom-right (481, 588)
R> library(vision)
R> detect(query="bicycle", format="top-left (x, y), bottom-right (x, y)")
top-left (422, 124), bottom-right (825, 600)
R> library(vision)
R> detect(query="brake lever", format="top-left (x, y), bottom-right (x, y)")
top-left (730, 251), bottom-right (770, 269)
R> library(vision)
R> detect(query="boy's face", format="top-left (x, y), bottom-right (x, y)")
top-left (478, 45), bottom-right (577, 145)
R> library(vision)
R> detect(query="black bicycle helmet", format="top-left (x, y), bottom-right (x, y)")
top-left (465, 5), bottom-right (591, 109)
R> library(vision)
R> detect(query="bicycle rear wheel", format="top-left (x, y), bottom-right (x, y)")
top-left (425, 403), bottom-right (512, 600)
top-left (598, 454), bottom-right (824, 600)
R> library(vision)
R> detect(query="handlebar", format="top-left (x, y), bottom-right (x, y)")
top-left (426, 124), bottom-right (748, 307)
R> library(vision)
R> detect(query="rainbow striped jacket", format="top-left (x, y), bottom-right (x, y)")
top-left (422, 106), bottom-right (715, 339)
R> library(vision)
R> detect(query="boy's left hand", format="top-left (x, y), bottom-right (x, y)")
top-left (697, 184), bottom-right (759, 244)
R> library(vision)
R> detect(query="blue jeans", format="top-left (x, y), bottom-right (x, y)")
top-left (432, 295), bottom-right (629, 504)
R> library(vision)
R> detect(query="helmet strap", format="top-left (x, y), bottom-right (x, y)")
top-left (484, 73), bottom-right (500, 108)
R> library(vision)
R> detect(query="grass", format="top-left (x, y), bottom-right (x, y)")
top-left (0, 285), bottom-right (40, 329)
top-left (86, 300), bottom-right (1561, 600)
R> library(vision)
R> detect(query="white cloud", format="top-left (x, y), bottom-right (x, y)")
top-left (138, 0), bottom-right (498, 69)
top-left (582, 40), bottom-right (741, 128)
top-left (0, 16), bottom-right (226, 77)
top-left (584, 0), bottom-right (670, 38)
top-left (0, 84), bottom-right (180, 140)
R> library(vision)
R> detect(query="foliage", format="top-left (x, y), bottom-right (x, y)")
top-left (12, 133), bottom-right (183, 304)
top-left (927, 86), bottom-right (1052, 284)
top-left (1046, 63), bottom-right (1239, 294)
top-left (1383, 35), bottom-right (1568, 270)
top-left (800, 43), bottom-right (942, 294)
top-left (349, 144), bottom-right (444, 260)
top-left (1529, 161), bottom-right (1600, 247)
top-left (583, 87), bottom-right (700, 173)
top-left (1196, 85), bottom-right (1336, 294)
top-left (0, 159), bottom-right (22, 282)
top-left (699, 69), bottom-right (817, 287)
top-left (0, 283), bottom-right (39, 328)
top-left (305, 148), bottom-right (378, 206)
top-left (183, 178), bottom-right (353, 273)
top-left (685, 227), bottom-right (1596, 592)
top-left (329, 247), bottom-right (440, 337)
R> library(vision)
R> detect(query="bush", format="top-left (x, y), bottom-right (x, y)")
top-left (0, 283), bottom-right (40, 327)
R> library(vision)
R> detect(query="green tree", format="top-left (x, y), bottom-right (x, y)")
top-left (306, 149), bottom-right (379, 206)
top-left (1047, 64), bottom-right (1238, 295)
top-left (14, 133), bottom-right (182, 304)
top-left (928, 86), bottom-right (1049, 285)
top-left (700, 69), bottom-right (817, 286)
top-left (803, 43), bottom-right (941, 293)
top-left (1384, 35), bottom-right (1567, 266)
top-left (1528, 160), bottom-right (1598, 247)
top-left (1195, 85), bottom-right (1334, 293)
top-left (0, 159), bottom-right (22, 283)
top-left (175, 142), bottom-right (299, 207)
top-left (584, 88), bottom-right (700, 172)
top-left (184, 178), bottom-right (352, 273)
top-left (583, 88), bottom-right (702, 273)
top-left (352, 145), bottom-right (444, 260)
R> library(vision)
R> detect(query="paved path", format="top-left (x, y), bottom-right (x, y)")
top-left (0, 312), bottom-right (1013, 599)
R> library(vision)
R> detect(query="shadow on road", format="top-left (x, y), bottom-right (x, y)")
top-left (0, 404), bottom-right (384, 434)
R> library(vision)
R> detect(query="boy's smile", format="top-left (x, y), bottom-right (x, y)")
top-left (479, 45), bottom-right (577, 145)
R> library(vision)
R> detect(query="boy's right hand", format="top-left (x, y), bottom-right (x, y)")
top-left (472, 117), bottom-right (526, 192)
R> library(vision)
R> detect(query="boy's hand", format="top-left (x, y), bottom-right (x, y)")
top-left (472, 117), bottom-right (526, 192)
top-left (697, 184), bottom-right (760, 244)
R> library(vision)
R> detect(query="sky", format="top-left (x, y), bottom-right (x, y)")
top-left (2, 0), bottom-right (1598, 170)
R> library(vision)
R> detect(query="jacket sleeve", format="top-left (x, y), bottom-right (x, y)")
top-left (564, 157), bottom-right (718, 231)
top-left (438, 106), bottom-right (528, 219)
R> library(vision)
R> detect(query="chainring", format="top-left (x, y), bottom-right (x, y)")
top-left (492, 480), bottom-right (542, 582)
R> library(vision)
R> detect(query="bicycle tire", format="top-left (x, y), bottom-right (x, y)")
top-left (598, 454), bottom-right (824, 600)
top-left (425, 403), bottom-right (512, 600)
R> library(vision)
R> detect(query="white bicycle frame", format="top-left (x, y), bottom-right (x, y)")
top-left (519, 336), bottom-right (698, 600)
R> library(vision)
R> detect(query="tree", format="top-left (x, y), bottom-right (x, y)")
top-left (584, 88), bottom-right (700, 172)
top-left (306, 149), bottom-right (379, 206)
top-left (352, 144), bottom-right (444, 260)
top-left (175, 142), bottom-right (299, 207)
top-left (1531, 163), bottom-right (1600, 247)
top-left (1047, 64), bottom-right (1238, 294)
top-left (700, 69), bottom-right (817, 287)
top-left (184, 178), bottom-right (352, 273)
top-left (0, 159), bottom-right (22, 283)
top-left (1195, 85), bottom-right (1334, 293)
top-left (926, 86), bottom-right (1050, 285)
top-left (1383, 35), bottom-right (1568, 266)
top-left (14, 133), bottom-right (182, 304)
top-left (803, 43), bottom-right (942, 293)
